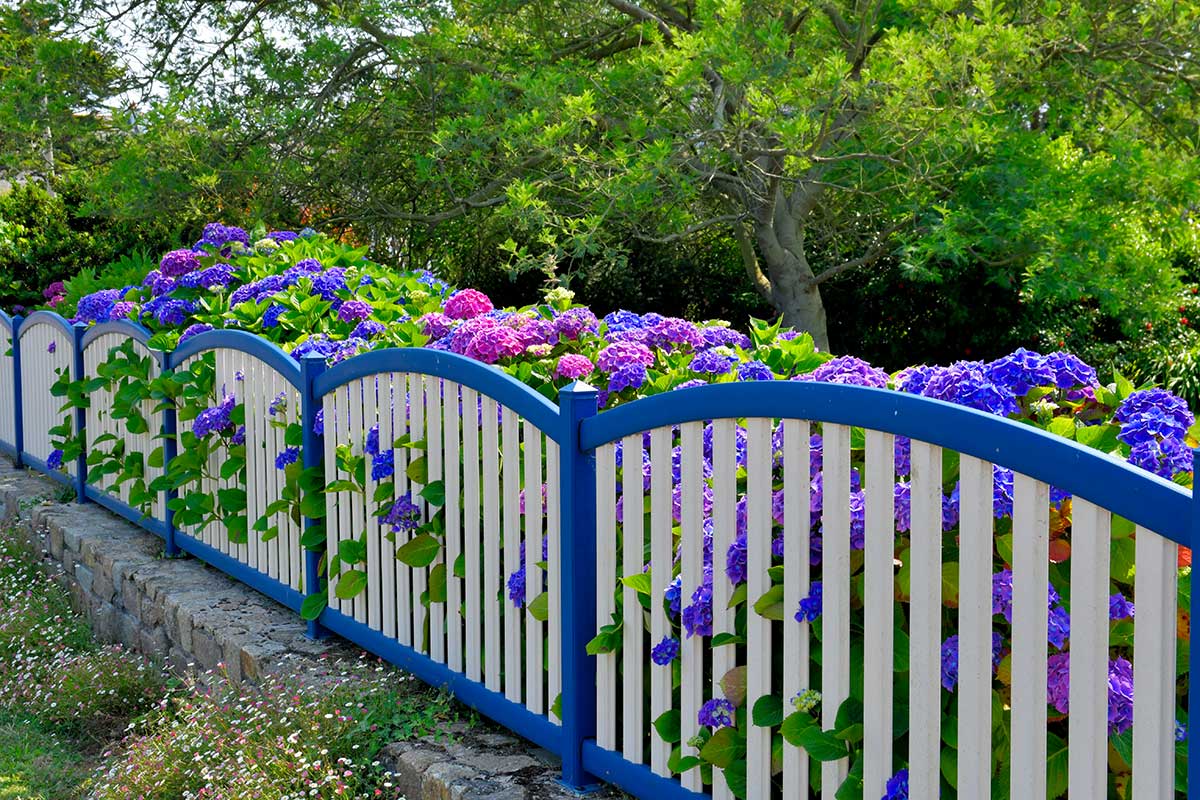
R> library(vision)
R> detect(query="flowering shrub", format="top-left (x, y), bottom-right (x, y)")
top-left (30, 223), bottom-right (1199, 799)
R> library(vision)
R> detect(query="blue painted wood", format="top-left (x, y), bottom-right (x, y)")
top-left (79, 319), bottom-right (156, 350)
top-left (174, 530), bottom-right (304, 612)
top-left (580, 381), bottom-right (1192, 547)
top-left (300, 353), bottom-right (328, 639)
top-left (11, 314), bottom-right (23, 468)
top-left (314, 347), bottom-right (564, 442)
top-left (582, 742), bottom-right (709, 800)
top-left (83, 485), bottom-right (169, 539)
top-left (18, 310), bottom-right (76, 339)
top-left (71, 323), bottom-right (87, 504)
top-left (167, 329), bottom-right (302, 388)
top-left (318, 607), bottom-right (565, 756)
top-left (558, 380), bottom-right (601, 792)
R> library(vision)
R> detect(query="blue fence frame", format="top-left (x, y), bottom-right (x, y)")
top-left (2, 308), bottom-right (1197, 799)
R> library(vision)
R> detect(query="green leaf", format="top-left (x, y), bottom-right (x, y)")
top-left (797, 727), bottom-right (847, 762)
top-left (1046, 732), bottom-right (1068, 798)
top-left (1046, 416), bottom-right (1076, 440)
top-left (396, 533), bottom-right (441, 567)
top-left (338, 538), bottom-right (367, 564)
top-left (711, 632), bottom-right (745, 647)
top-left (335, 569), bottom-right (367, 599)
top-left (527, 591), bottom-right (549, 621)
top-left (752, 584), bottom-right (785, 620)
top-left (699, 727), bottom-right (743, 769)
top-left (780, 711), bottom-right (817, 746)
top-left (428, 563), bottom-right (447, 603)
top-left (419, 479), bottom-right (446, 506)
top-left (653, 709), bottom-right (681, 743)
top-left (723, 759), bottom-right (747, 799)
top-left (301, 593), bottom-right (327, 620)
top-left (406, 455), bottom-right (428, 484)
top-left (752, 695), bottom-right (784, 728)
top-left (621, 571), bottom-right (653, 595)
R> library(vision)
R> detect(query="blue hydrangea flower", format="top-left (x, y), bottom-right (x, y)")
top-left (46, 449), bottom-right (64, 470)
top-left (608, 363), bottom-right (647, 394)
top-left (651, 637), bottom-right (680, 665)
top-left (1109, 592), bottom-right (1135, 620)
top-left (352, 320), bottom-right (386, 339)
top-left (681, 570), bottom-right (714, 638)
top-left (179, 323), bottom-right (212, 345)
top-left (379, 494), bottom-right (421, 532)
top-left (697, 698), bottom-right (736, 729)
top-left (795, 582), bottom-right (822, 622)
top-left (985, 348), bottom-right (1055, 396)
top-left (737, 360), bottom-right (773, 381)
top-left (884, 768), bottom-right (909, 800)
top-left (725, 533), bottom-right (748, 586)
top-left (371, 449), bottom-right (395, 481)
top-left (193, 394), bottom-right (237, 438)
top-left (275, 446), bottom-right (300, 470)
top-left (665, 576), bottom-right (682, 619)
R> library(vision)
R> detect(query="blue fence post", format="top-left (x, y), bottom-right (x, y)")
top-left (11, 315), bottom-right (23, 468)
top-left (558, 380), bottom-right (600, 792)
top-left (1190, 448), bottom-right (1199, 799)
top-left (160, 350), bottom-right (181, 557)
top-left (71, 323), bottom-right (87, 503)
top-left (301, 353), bottom-right (328, 640)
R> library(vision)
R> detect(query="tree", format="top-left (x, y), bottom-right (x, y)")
top-left (42, 0), bottom-right (1200, 350)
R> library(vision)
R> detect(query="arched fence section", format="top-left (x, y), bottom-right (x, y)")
top-left (0, 308), bottom-right (1195, 800)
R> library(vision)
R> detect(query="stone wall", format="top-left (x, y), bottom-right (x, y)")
top-left (0, 460), bottom-right (618, 800)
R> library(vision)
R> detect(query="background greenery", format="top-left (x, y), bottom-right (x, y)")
top-left (1, 0), bottom-right (1198, 397)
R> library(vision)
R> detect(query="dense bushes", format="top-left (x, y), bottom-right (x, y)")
top-left (33, 225), bottom-right (1198, 798)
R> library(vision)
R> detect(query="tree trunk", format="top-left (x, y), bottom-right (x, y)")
top-left (745, 208), bottom-right (831, 351)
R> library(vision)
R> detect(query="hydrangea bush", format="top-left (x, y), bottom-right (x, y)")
top-left (31, 223), bottom-right (1198, 799)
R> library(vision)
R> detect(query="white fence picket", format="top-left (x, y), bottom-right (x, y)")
top-left (648, 425), bottom-right (672, 775)
top-left (446, 382), bottom-right (463, 672)
top-left (710, 419), bottom-right (736, 800)
top-left (427, 375), bottom-right (445, 663)
top-left (482, 395), bottom-right (501, 692)
top-left (502, 406), bottom-right (522, 701)
top-left (908, 440), bottom-right (942, 799)
top-left (782, 419), bottom-right (810, 800)
top-left (745, 417), bottom-right (772, 800)
top-left (525, 421), bottom-right (545, 715)
top-left (679, 420), bottom-right (704, 792)
top-left (1010, 474), bottom-right (1050, 797)
top-left (0, 319), bottom-right (13, 448)
top-left (546, 440), bottom-right (562, 725)
top-left (596, 441), bottom-right (618, 751)
top-left (863, 429), bottom-right (895, 800)
top-left (1068, 498), bottom-right (1110, 798)
top-left (956, 455), bottom-right (993, 797)
top-left (1133, 525), bottom-right (1178, 799)
top-left (821, 422), bottom-right (852, 797)
top-left (464, 387), bottom-right (482, 682)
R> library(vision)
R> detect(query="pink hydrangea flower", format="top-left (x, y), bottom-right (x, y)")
top-left (444, 289), bottom-right (494, 320)
top-left (419, 312), bottom-right (455, 339)
top-left (555, 354), bottom-right (594, 380)
top-left (465, 327), bottom-right (524, 363)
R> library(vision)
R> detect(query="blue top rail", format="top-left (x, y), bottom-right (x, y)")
top-left (315, 347), bottom-right (564, 442)
top-left (80, 320), bottom-right (157, 350)
top-left (580, 381), bottom-right (1193, 547)
top-left (17, 310), bottom-right (77, 339)
top-left (167, 329), bottom-right (303, 389)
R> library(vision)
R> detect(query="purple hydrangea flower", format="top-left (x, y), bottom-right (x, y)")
top-left (985, 348), bottom-right (1055, 396)
top-left (1044, 351), bottom-right (1098, 389)
top-left (1110, 593), bottom-right (1135, 621)
top-left (689, 348), bottom-right (737, 375)
top-left (310, 269), bottom-right (347, 302)
top-left (338, 300), bottom-right (372, 323)
top-left (75, 289), bottom-right (122, 324)
top-left (380, 494), bottom-right (421, 532)
top-left (464, 327), bottom-right (524, 364)
top-left (801, 355), bottom-right (889, 388)
top-left (681, 571), bottom-right (714, 637)
top-left (47, 341), bottom-right (56, 354)
top-left (922, 361), bottom-right (1019, 416)
top-left (352, 320), bottom-right (386, 339)
top-left (700, 326), bottom-right (751, 349)
top-left (608, 363), bottom-right (647, 394)
top-left (1047, 651), bottom-right (1072, 713)
top-left (179, 323), bottom-right (213, 344)
top-left (697, 698), bottom-right (736, 729)
top-left (419, 312), bottom-right (456, 339)
top-left (554, 308), bottom-right (599, 340)
top-left (1108, 657), bottom-right (1134, 734)
top-left (192, 394), bottom-right (237, 438)
top-left (159, 249), bottom-right (201, 277)
top-left (597, 342), bottom-right (655, 373)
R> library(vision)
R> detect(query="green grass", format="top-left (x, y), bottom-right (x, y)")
top-left (0, 720), bottom-right (91, 800)
top-left (0, 519), bottom-right (465, 799)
